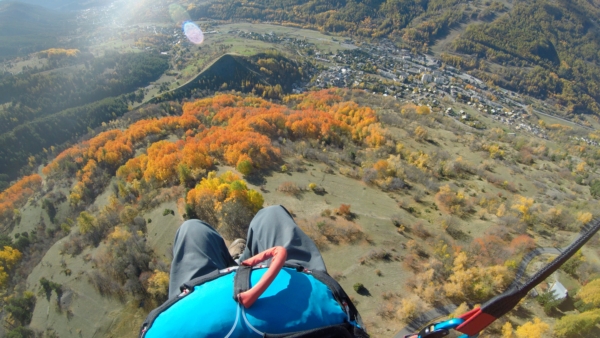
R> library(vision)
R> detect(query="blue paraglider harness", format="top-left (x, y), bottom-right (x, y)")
top-left (140, 247), bottom-right (367, 338)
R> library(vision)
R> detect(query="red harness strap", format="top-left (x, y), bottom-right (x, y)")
top-left (236, 246), bottom-right (287, 308)
top-left (456, 308), bottom-right (496, 336)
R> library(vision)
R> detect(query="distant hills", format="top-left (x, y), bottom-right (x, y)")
top-left (0, 2), bottom-right (71, 59)
top-left (0, 0), bottom-right (111, 10)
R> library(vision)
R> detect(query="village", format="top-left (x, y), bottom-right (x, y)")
top-left (237, 30), bottom-right (560, 140)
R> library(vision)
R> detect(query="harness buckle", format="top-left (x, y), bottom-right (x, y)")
top-left (404, 318), bottom-right (468, 338)
top-left (416, 324), bottom-right (449, 338)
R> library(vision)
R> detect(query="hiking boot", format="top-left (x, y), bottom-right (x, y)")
top-left (228, 238), bottom-right (246, 261)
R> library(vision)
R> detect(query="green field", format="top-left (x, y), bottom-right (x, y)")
top-left (220, 23), bottom-right (356, 53)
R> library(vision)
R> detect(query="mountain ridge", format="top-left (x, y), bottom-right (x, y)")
top-left (0, 1), bottom-right (71, 59)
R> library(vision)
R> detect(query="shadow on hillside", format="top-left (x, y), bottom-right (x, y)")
top-left (537, 229), bottom-right (552, 239)
top-left (245, 173), bottom-right (267, 186)
top-left (446, 227), bottom-right (470, 241)
top-left (313, 188), bottom-right (327, 196)
top-left (557, 297), bottom-right (576, 313)
top-left (356, 287), bottom-right (371, 297)
top-left (511, 304), bottom-right (534, 320)
top-left (426, 139), bottom-right (440, 147)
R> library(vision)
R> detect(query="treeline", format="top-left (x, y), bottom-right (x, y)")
top-left (43, 90), bottom-right (384, 208)
top-left (0, 52), bottom-right (168, 184)
top-left (189, 0), bottom-right (472, 47)
top-left (0, 52), bottom-right (168, 135)
top-left (0, 97), bottom-right (129, 180)
top-left (152, 52), bottom-right (306, 103)
top-left (453, 0), bottom-right (600, 116)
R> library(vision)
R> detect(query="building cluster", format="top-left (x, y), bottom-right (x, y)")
top-left (302, 40), bottom-right (565, 139)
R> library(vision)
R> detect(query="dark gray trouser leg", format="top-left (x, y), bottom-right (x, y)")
top-left (239, 205), bottom-right (327, 272)
top-left (168, 219), bottom-right (237, 298)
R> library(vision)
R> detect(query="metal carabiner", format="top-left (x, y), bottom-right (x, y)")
top-left (404, 318), bottom-right (478, 338)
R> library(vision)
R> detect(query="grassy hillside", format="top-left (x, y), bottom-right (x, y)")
top-left (150, 52), bottom-right (309, 103)
top-left (1, 89), bottom-right (600, 337)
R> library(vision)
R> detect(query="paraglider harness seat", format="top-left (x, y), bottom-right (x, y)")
top-left (139, 246), bottom-right (368, 338)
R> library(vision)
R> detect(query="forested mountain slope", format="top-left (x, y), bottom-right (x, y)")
top-left (191, 0), bottom-right (600, 117)
top-left (0, 2), bottom-right (72, 59)
top-left (9, 0), bottom-right (111, 10)
top-left (452, 0), bottom-right (600, 117)
top-left (0, 52), bottom-right (168, 182)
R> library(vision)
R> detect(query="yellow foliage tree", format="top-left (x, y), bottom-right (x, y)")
top-left (515, 318), bottom-right (549, 338)
top-left (502, 322), bottom-right (514, 338)
top-left (496, 203), bottom-right (506, 217)
top-left (408, 151), bottom-right (430, 170)
top-left (186, 171), bottom-right (264, 238)
top-left (511, 195), bottom-right (535, 224)
top-left (577, 212), bottom-right (593, 224)
top-left (578, 278), bottom-right (600, 308)
top-left (485, 144), bottom-right (505, 159)
top-left (414, 126), bottom-right (428, 141)
top-left (108, 227), bottom-right (132, 244)
top-left (451, 302), bottom-right (469, 318)
top-left (444, 252), bottom-right (511, 301)
top-left (396, 298), bottom-right (418, 321)
top-left (435, 185), bottom-right (467, 216)
top-left (147, 270), bottom-right (170, 299)
top-left (417, 106), bottom-right (431, 115)
top-left (554, 309), bottom-right (600, 338)
top-left (0, 246), bottom-right (22, 289)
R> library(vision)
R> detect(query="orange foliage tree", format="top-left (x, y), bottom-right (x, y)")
top-left (0, 174), bottom-right (42, 222)
top-left (44, 115), bottom-right (202, 202)
top-left (41, 89), bottom-right (384, 203)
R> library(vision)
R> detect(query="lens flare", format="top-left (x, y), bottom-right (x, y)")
top-left (168, 3), bottom-right (191, 25)
top-left (183, 21), bottom-right (204, 45)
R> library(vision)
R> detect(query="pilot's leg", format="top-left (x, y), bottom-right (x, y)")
top-left (238, 205), bottom-right (327, 272)
top-left (168, 219), bottom-right (237, 298)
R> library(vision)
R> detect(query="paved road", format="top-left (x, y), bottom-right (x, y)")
top-left (394, 219), bottom-right (600, 337)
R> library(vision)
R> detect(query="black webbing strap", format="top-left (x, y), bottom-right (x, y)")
top-left (233, 265), bottom-right (252, 303)
top-left (265, 322), bottom-right (356, 338)
top-left (456, 218), bottom-right (600, 336)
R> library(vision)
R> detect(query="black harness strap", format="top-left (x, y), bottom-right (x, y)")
top-left (265, 323), bottom-right (356, 338)
top-left (233, 265), bottom-right (252, 303)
